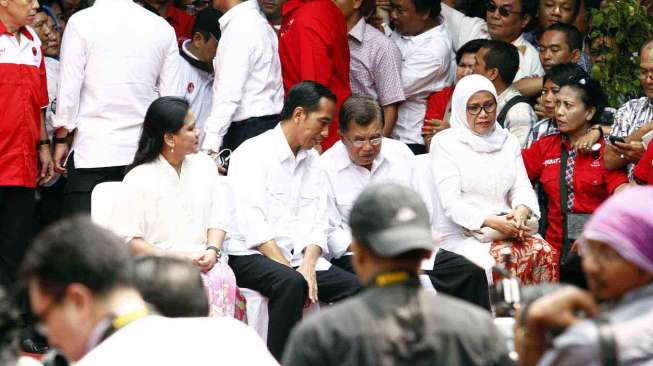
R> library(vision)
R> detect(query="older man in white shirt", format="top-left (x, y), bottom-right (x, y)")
top-left (202, 0), bottom-right (283, 155)
top-left (52, 0), bottom-right (180, 215)
top-left (322, 95), bottom-right (491, 310)
top-left (226, 81), bottom-right (361, 360)
top-left (389, 0), bottom-right (452, 155)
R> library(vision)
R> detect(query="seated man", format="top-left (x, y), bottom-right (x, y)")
top-left (283, 184), bottom-right (511, 365)
top-left (516, 187), bottom-right (653, 366)
top-left (19, 216), bottom-right (277, 365)
top-left (226, 81), bottom-right (362, 360)
top-left (322, 94), bottom-right (490, 309)
top-left (474, 39), bottom-right (537, 146)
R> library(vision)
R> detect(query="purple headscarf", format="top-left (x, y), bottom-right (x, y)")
top-left (581, 186), bottom-right (653, 274)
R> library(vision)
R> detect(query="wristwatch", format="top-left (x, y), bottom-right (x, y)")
top-left (206, 246), bottom-right (222, 259)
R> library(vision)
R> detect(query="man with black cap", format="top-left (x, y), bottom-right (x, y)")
top-left (178, 7), bottom-right (222, 139)
top-left (283, 183), bottom-right (511, 366)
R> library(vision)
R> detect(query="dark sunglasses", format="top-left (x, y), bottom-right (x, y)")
top-left (486, 2), bottom-right (523, 17)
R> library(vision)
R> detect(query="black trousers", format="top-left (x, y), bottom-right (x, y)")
top-left (62, 153), bottom-right (126, 217)
top-left (0, 186), bottom-right (36, 290)
top-left (223, 114), bottom-right (280, 152)
top-left (406, 143), bottom-right (427, 155)
top-left (332, 250), bottom-right (491, 311)
top-left (229, 254), bottom-right (361, 360)
top-left (34, 176), bottom-right (67, 234)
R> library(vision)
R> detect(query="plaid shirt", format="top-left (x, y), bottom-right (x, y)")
top-left (611, 97), bottom-right (653, 177)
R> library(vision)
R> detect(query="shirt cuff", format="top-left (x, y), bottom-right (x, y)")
top-left (201, 133), bottom-right (223, 152)
top-left (327, 230), bottom-right (351, 259)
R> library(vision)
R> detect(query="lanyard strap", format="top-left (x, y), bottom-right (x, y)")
top-left (367, 270), bottom-right (419, 288)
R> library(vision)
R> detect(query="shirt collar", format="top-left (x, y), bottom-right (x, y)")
top-left (613, 281), bottom-right (653, 309)
top-left (0, 19), bottom-right (33, 40)
top-left (181, 40), bottom-right (199, 60)
top-left (333, 139), bottom-right (388, 173)
top-left (348, 18), bottom-right (366, 43)
top-left (272, 124), bottom-right (308, 165)
top-left (220, 0), bottom-right (258, 31)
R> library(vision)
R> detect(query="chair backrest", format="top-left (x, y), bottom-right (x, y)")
top-left (91, 181), bottom-right (128, 229)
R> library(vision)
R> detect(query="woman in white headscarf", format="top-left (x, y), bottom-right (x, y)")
top-left (430, 74), bottom-right (558, 284)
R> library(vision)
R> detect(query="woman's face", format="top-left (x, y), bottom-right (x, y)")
top-left (170, 110), bottom-right (200, 156)
top-left (466, 91), bottom-right (497, 135)
top-left (555, 86), bottom-right (594, 135)
top-left (541, 78), bottom-right (561, 118)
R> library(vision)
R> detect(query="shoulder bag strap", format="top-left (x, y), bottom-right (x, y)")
top-left (559, 138), bottom-right (570, 251)
top-left (593, 316), bottom-right (619, 366)
top-left (497, 95), bottom-right (530, 128)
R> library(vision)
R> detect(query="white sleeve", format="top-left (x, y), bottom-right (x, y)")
top-left (506, 103), bottom-right (538, 147)
top-left (303, 176), bottom-right (329, 256)
top-left (157, 25), bottom-right (182, 97)
top-left (53, 21), bottom-right (86, 131)
top-left (209, 174), bottom-right (232, 232)
top-left (509, 143), bottom-right (540, 218)
top-left (325, 174), bottom-right (351, 259)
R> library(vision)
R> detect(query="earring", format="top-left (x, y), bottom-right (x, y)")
top-left (170, 144), bottom-right (175, 153)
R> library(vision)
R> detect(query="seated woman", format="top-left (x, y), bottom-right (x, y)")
top-left (522, 70), bottom-right (629, 285)
top-left (110, 96), bottom-right (244, 320)
top-left (431, 74), bottom-right (557, 285)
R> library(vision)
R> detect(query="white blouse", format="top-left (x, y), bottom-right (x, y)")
top-left (111, 153), bottom-right (230, 252)
top-left (430, 129), bottom-right (539, 265)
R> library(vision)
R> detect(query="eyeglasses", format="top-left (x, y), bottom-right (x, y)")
top-left (487, 2), bottom-right (523, 17)
top-left (640, 68), bottom-right (653, 80)
top-left (344, 135), bottom-right (383, 148)
top-left (466, 101), bottom-right (497, 115)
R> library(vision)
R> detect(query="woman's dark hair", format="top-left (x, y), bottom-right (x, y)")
top-left (127, 96), bottom-right (190, 173)
top-left (557, 71), bottom-right (606, 125)
top-left (543, 62), bottom-right (585, 86)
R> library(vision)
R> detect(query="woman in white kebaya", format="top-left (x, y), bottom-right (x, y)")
top-left (111, 96), bottom-right (245, 319)
top-left (430, 75), bottom-right (558, 284)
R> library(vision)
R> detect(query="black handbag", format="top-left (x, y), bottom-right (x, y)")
top-left (558, 140), bottom-right (589, 288)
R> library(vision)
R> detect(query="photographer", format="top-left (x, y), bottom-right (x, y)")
top-left (515, 187), bottom-right (653, 366)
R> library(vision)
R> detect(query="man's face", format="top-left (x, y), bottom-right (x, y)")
top-left (257, 0), bottom-right (281, 21)
top-left (473, 47), bottom-right (493, 79)
top-left (31, 12), bottom-right (59, 56)
top-left (486, 0), bottom-right (528, 43)
top-left (581, 240), bottom-right (653, 301)
top-left (538, 0), bottom-right (576, 29)
top-left (539, 30), bottom-right (575, 71)
top-left (192, 33), bottom-right (218, 64)
top-left (640, 48), bottom-right (653, 100)
top-left (28, 280), bottom-right (95, 362)
top-left (2, 0), bottom-right (39, 28)
top-left (341, 118), bottom-right (383, 170)
top-left (456, 52), bottom-right (476, 83)
top-left (389, 0), bottom-right (428, 36)
top-left (297, 97), bottom-right (335, 149)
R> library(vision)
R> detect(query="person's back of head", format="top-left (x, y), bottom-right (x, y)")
top-left (133, 256), bottom-right (209, 318)
top-left (478, 40), bottom-right (520, 86)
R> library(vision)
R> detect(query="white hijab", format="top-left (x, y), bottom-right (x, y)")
top-left (449, 74), bottom-right (509, 153)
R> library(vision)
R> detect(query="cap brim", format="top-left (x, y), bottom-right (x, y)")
top-left (367, 225), bottom-right (434, 257)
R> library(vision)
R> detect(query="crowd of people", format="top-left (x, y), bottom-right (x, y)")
top-left (1, 0), bottom-right (653, 364)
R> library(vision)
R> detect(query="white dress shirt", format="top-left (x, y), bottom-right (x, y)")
top-left (179, 40), bottom-right (214, 139)
top-left (54, 0), bottom-right (180, 168)
top-left (201, 0), bottom-right (284, 151)
top-left (391, 20), bottom-right (453, 145)
top-left (321, 138), bottom-right (420, 259)
top-left (77, 316), bottom-right (278, 366)
top-left (512, 33), bottom-right (544, 82)
top-left (226, 125), bottom-right (328, 266)
top-left (440, 4), bottom-right (489, 51)
top-left (497, 85), bottom-right (537, 147)
top-left (44, 57), bottom-right (59, 138)
top-left (110, 153), bottom-right (230, 253)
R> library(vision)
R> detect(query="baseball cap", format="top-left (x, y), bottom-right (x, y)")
top-left (349, 184), bottom-right (434, 258)
top-left (192, 8), bottom-right (222, 41)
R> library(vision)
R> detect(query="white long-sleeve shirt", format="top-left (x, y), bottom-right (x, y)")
top-left (201, 0), bottom-right (284, 151)
top-left (513, 33), bottom-right (544, 82)
top-left (390, 20), bottom-right (453, 145)
top-left (225, 125), bottom-right (328, 266)
top-left (440, 3), bottom-right (489, 51)
top-left (321, 138), bottom-right (421, 259)
top-left (54, 0), bottom-right (180, 168)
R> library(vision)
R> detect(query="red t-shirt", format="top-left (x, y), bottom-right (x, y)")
top-left (278, 0), bottom-right (351, 150)
top-left (422, 86), bottom-right (453, 134)
top-left (166, 5), bottom-right (194, 44)
top-left (522, 135), bottom-right (629, 251)
top-left (0, 22), bottom-right (48, 188)
top-left (634, 145), bottom-right (653, 185)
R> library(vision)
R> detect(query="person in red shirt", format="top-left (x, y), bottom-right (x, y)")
top-left (0, 0), bottom-right (54, 290)
top-left (141, 0), bottom-right (194, 43)
top-left (278, 0), bottom-right (351, 150)
top-left (521, 70), bottom-right (628, 279)
top-left (634, 145), bottom-right (653, 185)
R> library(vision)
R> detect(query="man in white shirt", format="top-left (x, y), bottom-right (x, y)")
top-left (202, 0), bottom-right (283, 154)
top-left (486, 0), bottom-right (543, 81)
top-left (474, 40), bottom-right (537, 147)
top-left (322, 95), bottom-right (491, 309)
top-left (52, 0), bottom-right (180, 215)
top-left (178, 8), bottom-right (221, 140)
top-left (226, 81), bottom-right (361, 360)
top-left (440, 2), bottom-right (488, 52)
top-left (389, 0), bottom-right (452, 154)
top-left (20, 216), bottom-right (278, 366)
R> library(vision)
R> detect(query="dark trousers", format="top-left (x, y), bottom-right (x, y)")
top-left (62, 153), bottom-right (126, 217)
top-left (332, 250), bottom-right (491, 311)
top-left (34, 176), bottom-right (67, 234)
top-left (229, 254), bottom-right (361, 360)
top-left (0, 186), bottom-right (36, 290)
top-left (223, 114), bottom-right (280, 152)
top-left (406, 143), bottom-right (427, 155)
